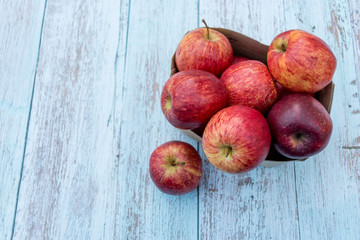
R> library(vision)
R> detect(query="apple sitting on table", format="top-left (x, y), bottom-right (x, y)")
top-left (202, 105), bottom-right (271, 174)
top-left (267, 29), bottom-right (337, 93)
top-left (220, 60), bottom-right (278, 113)
top-left (267, 93), bottom-right (333, 159)
top-left (161, 70), bottom-right (227, 130)
top-left (149, 141), bottom-right (202, 195)
top-left (176, 20), bottom-right (233, 77)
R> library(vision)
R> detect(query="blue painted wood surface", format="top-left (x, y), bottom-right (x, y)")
top-left (0, 0), bottom-right (359, 239)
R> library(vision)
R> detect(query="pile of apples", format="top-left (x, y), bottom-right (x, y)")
top-left (149, 21), bottom-right (336, 195)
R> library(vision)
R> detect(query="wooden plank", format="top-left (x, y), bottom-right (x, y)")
top-left (115, 1), bottom-right (200, 239)
top-left (198, 1), bottom-right (300, 239)
top-left (0, 1), bottom-right (46, 239)
top-left (349, 0), bottom-right (360, 104)
top-left (284, 0), bottom-right (360, 239)
top-left (12, 1), bottom-right (128, 239)
top-left (13, 0), bottom-right (201, 239)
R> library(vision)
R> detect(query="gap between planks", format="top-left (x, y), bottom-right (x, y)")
top-left (10, 1), bottom-right (48, 239)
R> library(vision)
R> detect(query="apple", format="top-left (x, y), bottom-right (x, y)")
top-left (176, 20), bottom-right (233, 77)
top-left (267, 29), bottom-right (337, 93)
top-left (275, 81), bottom-right (315, 99)
top-left (149, 141), bottom-right (202, 195)
top-left (220, 60), bottom-right (278, 113)
top-left (267, 93), bottom-right (333, 159)
top-left (202, 105), bottom-right (271, 174)
top-left (232, 55), bottom-right (251, 65)
top-left (161, 70), bottom-right (227, 130)
top-left (274, 81), bottom-right (284, 97)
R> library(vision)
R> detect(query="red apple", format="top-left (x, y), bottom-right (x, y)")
top-left (175, 20), bottom-right (233, 77)
top-left (274, 81), bottom-right (284, 97)
top-left (232, 55), bottom-right (251, 65)
top-left (220, 60), bottom-right (278, 113)
top-left (202, 105), bottom-right (271, 174)
top-left (267, 30), bottom-right (337, 93)
top-left (275, 81), bottom-right (315, 99)
top-left (149, 141), bottom-right (202, 195)
top-left (267, 93), bottom-right (333, 159)
top-left (161, 70), bottom-right (227, 130)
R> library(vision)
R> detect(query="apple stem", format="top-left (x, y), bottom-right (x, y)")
top-left (202, 19), bottom-right (210, 39)
top-left (224, 146), bottom-right (232, 158)
top-left (179, 162), bottom-right (185, 166)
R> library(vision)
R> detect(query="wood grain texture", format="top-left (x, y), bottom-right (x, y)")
top-left (198, 1), bottom-right (299, 239)
top-left (13, 1), bottom-right (126, 239)
top-left (0, 1), bottom-right (45, 239)
top-left (114, 1), bottom-right (200, 239)
top-left (12, 0), bottom-right (201, 239)
top-left (284, 0), bottom-right (360, 239)
top-left (2, 0), bottom-right (359, 239)
top-left (349, 0), bottom-right (360, 104)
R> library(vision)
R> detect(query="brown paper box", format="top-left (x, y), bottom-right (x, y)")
top-left (170, 28), bottom-right (335, 167)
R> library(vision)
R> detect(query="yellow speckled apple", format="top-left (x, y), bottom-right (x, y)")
top-left (267, 30), bottom-right (337, 93)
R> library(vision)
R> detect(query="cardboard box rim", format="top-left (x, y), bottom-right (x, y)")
top-left (170, 27), bottom-right (335, 167)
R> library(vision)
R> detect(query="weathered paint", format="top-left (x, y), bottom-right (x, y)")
top-left (0, 1), bottom-right (46, 239)
top-left (198, 1), bottom-right (300, 239)
top-left (0, 0), bottom-right (359, 239)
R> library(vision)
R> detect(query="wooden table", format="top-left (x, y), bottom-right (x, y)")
top-left (1, 0), bottom-right (359, 239)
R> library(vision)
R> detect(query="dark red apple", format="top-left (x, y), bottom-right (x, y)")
top-left (149, 141), bottom-right (202, 195)
top-left (161, 70), bottom-right (227, 130)
top-left (267, 30), bottom-right (337, 93)
top-left (202, 105), bottom-right (271, 174)
top-left (175, 20), bottom-right (233, 77)
top-left (220, 60), bottom-right (278, 113)
top-left (267, 93), bottom-right (333, 159)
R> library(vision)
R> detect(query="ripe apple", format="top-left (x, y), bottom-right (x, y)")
top-left (267, 93), bottom-right (333, 159)
top-left (176, 20), bottom-right (233, 77)
top-left (202, 105), bottom-right (271, 174)
top-left (275, 81), bottom-right (314, 99)
top-left (161, 70), bottom-right (227, 130)
top-left (220, 60), bottom-right (278, 113)
top-left (267, 29), bottom-right (337, 93)
top-left (149, 141), bottom-right (202, 195)
top-left (232, 55), bottom-right (251, 65)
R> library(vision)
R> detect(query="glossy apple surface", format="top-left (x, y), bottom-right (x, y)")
top-left (267, 30), bottom-right (337, 93)
top-left (149, 141), bottom-right (202, 195)
top-left (267, 93), bottom-right (333, 159)
top-left (220, 60), bottom-right (277, 113)
top-left (175, 25), bottom-right (233, 77)
top-left (161, 70), bottom-right (227, 130)
top-left (202, 105), bottom-right (271, 174)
